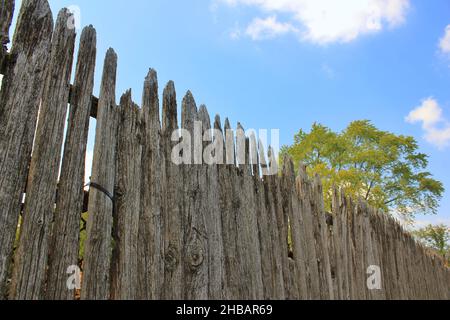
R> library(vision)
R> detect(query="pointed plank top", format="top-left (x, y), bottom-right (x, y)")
top-left (162, 80), bottom-right (178, 132)
top-left (181, 90), bottom-right (197, 132)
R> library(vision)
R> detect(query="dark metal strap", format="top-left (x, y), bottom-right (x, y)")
top-left (86, 182), bottom-right (114, 202)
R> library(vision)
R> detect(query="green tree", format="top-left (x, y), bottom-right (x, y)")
top-left (413, 224), bottom-right (450, 258)
top-left (281, 120), bottom-right (444, 221)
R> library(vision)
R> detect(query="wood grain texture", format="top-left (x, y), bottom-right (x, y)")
top-left (0, 0), bottom-right (53, 299)
top-left (181, 92), bottom-right (208, 300)
top-left (264, 161), bottom-right (289, 299)
top-left (138, 69), bottom-right (163, 300)
top-left (10, 8), bottom-right (76, 300)
top-left (46, 25), bottom-right (96, 300)
top-left (161, 81), bottom-right (184, 300)
top-left (200, 106), bottom-right (224, 300)
top-left (111, 91), bottom-right (142, 300)
top-left (297, 164), bottom-right (321, 299)
top-left (81, 48), bottom-right (118, 300)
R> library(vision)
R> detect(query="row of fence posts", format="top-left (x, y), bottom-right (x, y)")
top-left (0, 0), bottom-right (449, 300)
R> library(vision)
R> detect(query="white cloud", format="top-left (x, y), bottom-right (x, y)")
top-left (218, 0), bottom-right (410, 44)
top-left (406, 98), bottom-right (450, 149)
top-left (245, 16), bottom-right (298, 40)
top-left (406, 98), bottom-right (443, 128)
top-left (439, 25), bottom-right (450, 55)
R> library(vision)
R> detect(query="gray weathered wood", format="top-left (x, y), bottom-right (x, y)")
top-left (161, 81), bottom-right (184, 300)
top-left (81, 48), bottom-right (118, 300)
top-left (264, 151), bottom-right (289, 299)
top-left (200, 106), bottom-right (224, 300)
top-left (219, 119), bottom-right (242, 299)
top-left (311, 175), bottom-right (334, 299)
top-left (0, 0), bottom-right (53, 299)
top-left (138, 69), bottom-right (163, 300)
top-left (10, 8), bottom-right (76, 300)
top-left (236, 124), bottom-right (264, 299)
top-left (111, 91), bottom-right (142, 300)
top-left (182, 92), bottom-right (208, 300)
top-left (46, 25), bottom-right (97, 301)
top-left (282, 158), bottom-right (308, 299)
top-left (296, 164), bottom-right (320, 299)
top-left (0, 1), bottom-right (449, 300)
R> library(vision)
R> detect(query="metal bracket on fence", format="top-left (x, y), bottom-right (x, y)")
top-left (85, 182), bottom-right (115, 203)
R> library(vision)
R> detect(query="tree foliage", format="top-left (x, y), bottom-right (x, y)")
top-left (281, 120), bottom-right (444, 220)
top-left (414, 224), bottom-right (450, 258)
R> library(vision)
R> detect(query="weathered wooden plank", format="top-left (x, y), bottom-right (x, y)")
top-left (296, 164), bottom-right (320, 299)
top-left (161, 81), bottom-right (184, 300)
top-left (368, 207), bottom-right (386, 299)
top-left (351, 200), bottom-right (366, 299)
top-left (254, 153), bottom-right (272, 299)
top-left (359, 201), bottom-right (374, 299)
top-left (392, 219), bottom-right (408, 299)
top-left (255, 146), bottom-right (283, 299)
top-left (382, 213), bottom-right (398, 299)
top-left (311, 175), bottom-right (334, 300)
top-left (46, 25), bottom-right (96, 301)
top-left (264, 153), bottom-right (289, 299)
top-left (234, 167), bottom-right (254, 299)
top-left (330, 188), bottom-right (342, 299)
top-left (10, 8), bottom-right (76, 300)
top-left (138, 69), bottom-right (163, 300)
top-left (236, 125), bottom-right (264, 299)
top-left (228, 129), bottom-right (253, 300)
top-left (0, 0), bottom-right (14, 72)
top-left (249, 133), bottom-right (259, 177)
top-left (81, 48), bottom-right (118, 300)
top-left (264, 147), bottom-right (285, 299)
top-left (344, 196), bottom-right (358, 299)
top-left (236, 123), bottom-right (249, 173)
top-left (339, 191), bottom-right (351, 300)
top-left (0, 0), bottom-right (53, 299)
top-left (111, 91), bottom-right (142, 300)
top-left (219, 120), bottom-right (241, 299)
top-left (181, 92), bottom-right (208, 300)
top-left (326, 212), bottom-right (339, 299)
top-left (282, 157), bottom-right (308, 299)
top-left (200, 107), bottom-right (224, 300)
top-left (224, 118), bottom-right (235, 166)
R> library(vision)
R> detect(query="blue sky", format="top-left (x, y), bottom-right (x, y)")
top-left (8, 0), bottom-right (450, 226)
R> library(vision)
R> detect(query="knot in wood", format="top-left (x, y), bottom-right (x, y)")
top-left (164, 245), bottom-right (179, 272)
top-left (187, 237), bottom-right (205, 271)
top-left (188, 188), bottom-right (198, 200)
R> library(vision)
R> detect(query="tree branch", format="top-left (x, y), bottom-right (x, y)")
top-left (365, 180), bottom-right (375, 200)
top-left (384, 196), bottom-right (400, 205)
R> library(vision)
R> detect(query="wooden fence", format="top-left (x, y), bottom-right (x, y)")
top-left (0, 0), bottom-right (449, 300)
